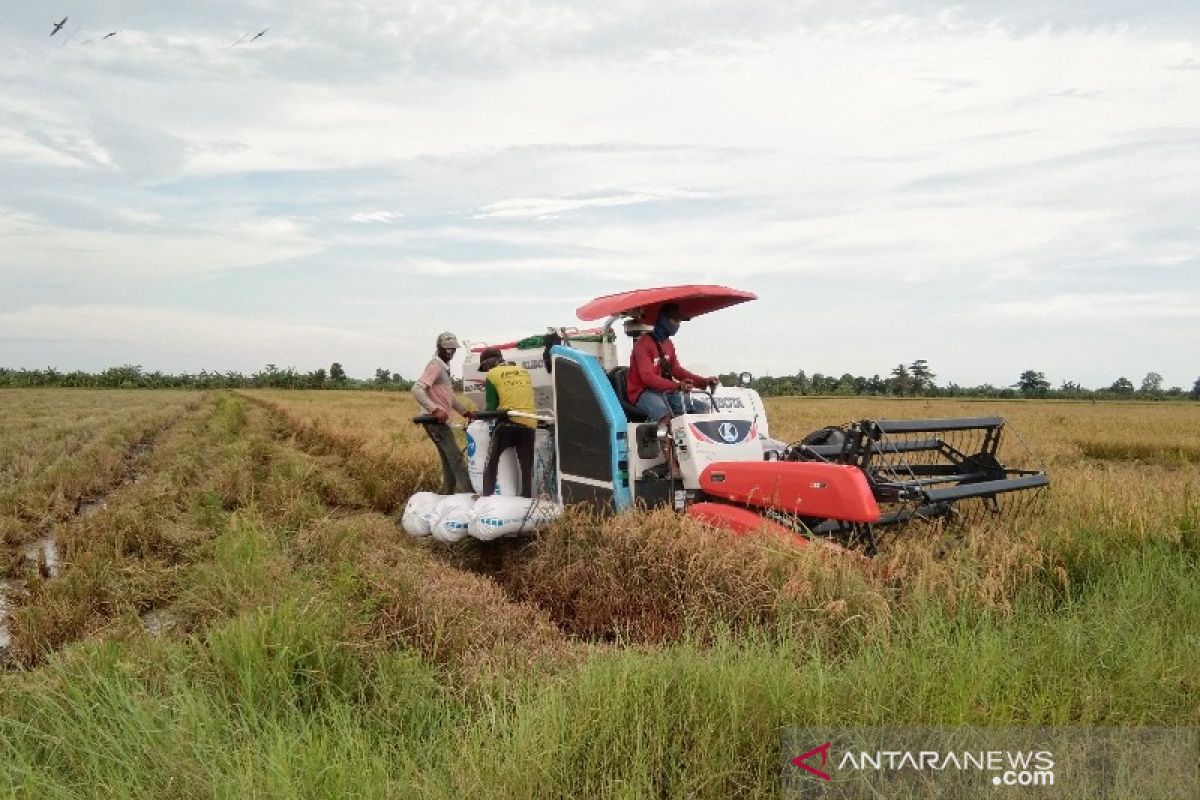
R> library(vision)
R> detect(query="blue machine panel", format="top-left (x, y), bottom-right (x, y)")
top-left (550, 345), bottom-right (632, 511)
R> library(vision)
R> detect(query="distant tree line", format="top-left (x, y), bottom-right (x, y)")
top-left (0, 363), bottom-right (414, 391)
top-left (718, 361), bottom-right (1200, 401)
top-left (3, 360), bottom-right (1198, 401)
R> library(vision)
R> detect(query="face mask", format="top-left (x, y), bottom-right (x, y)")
top-left (438, 348), bottom-right (455, 363)
top-left (662, 318), bottom-right (681, 336)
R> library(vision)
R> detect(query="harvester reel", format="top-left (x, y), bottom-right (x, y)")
top-left (781, 416), bottom-right (1048, 551)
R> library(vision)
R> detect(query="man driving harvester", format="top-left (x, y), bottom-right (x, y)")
top-left (627, 302), bottom-right (719, 421)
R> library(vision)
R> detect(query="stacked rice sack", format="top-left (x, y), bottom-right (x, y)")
top-left (402, 420), bottom-right (561, 541)
top-left (401, 492), bottom-right (560, 541)
top-left (469, 495), bottom-right (561, 541)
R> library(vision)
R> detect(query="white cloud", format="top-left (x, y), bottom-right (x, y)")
top-left (349, 210), bottom-right (405, 224)
top-left (475, 188), bottom-right (712, 220)
top-left (994, 291), bottom-right (1200, 321)
top-left (0, 214), bottom-right (323, 279)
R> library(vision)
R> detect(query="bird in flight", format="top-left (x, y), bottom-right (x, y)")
top-left (231, 27), bottom-right (269, 47)
top-left (50, 16), bottom-right (68, 36)
top-left (102, 31), bottom-right (118, 40)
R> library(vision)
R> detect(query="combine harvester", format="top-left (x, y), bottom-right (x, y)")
top-left (403, 286), bottom-right (1049, 555)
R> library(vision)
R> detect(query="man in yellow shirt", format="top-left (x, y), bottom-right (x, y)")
top-left (478, 347), bottom-right (536, 497)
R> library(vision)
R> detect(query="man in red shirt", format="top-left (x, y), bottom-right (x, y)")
top-left (627, 302), bottom-right (719, 421)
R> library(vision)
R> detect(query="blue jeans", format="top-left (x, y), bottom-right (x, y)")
top-left (635, 389), bottom-right (711, 420)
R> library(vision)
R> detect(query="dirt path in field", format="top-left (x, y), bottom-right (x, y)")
top-left (0, 405), bottom-right (198, 653)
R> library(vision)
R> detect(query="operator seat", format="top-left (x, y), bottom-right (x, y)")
top-left (608, 367), bottom-right (648, 422)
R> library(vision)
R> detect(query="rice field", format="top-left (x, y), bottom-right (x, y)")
top-left (0, 388), bottom-right (1196, 798)
top-left (0, 390), bottom-right (199, 546)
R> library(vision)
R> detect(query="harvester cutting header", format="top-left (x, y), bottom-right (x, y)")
top-left (404, 285), bottom-right (1049, 555)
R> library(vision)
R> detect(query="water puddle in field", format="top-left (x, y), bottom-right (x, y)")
top-left (140, 608), bottom-right (176, 636)
top-left (0, 580), bottom-right (15, 650)
top-left (23, 535), bottom-right (60, 578)
top-left (0, 430), bottom-right (165, 656)
top-left (76, 496), bottom-right (107, 516)
top-left (0, 535), bottom-right (61, 653)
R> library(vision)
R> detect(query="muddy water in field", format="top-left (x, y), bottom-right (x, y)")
top-left (0, 536), bottom-right (61, 652)
top-left (0, 463), bottom-right (148, 653)
top-left (0, 425), bottom-right (164, 655)
top-left (76, 497), bottom-right (107, 516)
top-left (0, 580), bottom-right (15, 650)
top-left (140, 608), bottom-right (176, 636)
top-left (23, 535), bottom-right (60, 578)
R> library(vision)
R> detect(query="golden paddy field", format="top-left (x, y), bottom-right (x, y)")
top-left (0, 388), bottom-right (1196, 798)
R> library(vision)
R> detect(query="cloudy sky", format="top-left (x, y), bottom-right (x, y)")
top-left (2, 1), bottom-right (1197, 388)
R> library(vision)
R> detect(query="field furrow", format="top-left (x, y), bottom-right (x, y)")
top-left (0, 389), bottom-right (202, 544)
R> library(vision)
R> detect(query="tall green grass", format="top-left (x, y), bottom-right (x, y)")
top-left (3, 529), bottom-right (1195, 799)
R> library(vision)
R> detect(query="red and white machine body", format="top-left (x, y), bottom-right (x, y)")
top-left (624, 397), bottom-right (879, 531)
top-left (408, 284), bottom-right (1047, 553)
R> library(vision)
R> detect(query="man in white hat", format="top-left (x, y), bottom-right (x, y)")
top-left (412, 331), bottom-right (474, 493)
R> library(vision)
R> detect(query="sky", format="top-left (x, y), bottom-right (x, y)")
top-left (1, 1), bottom-right (1198, 389)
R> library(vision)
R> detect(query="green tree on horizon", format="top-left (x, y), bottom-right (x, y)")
top-left (1140, 372), bottom-right (1164, 395)
top-left (1016, 370), bottom-right (1051, 398)
top-left (909, 359), bottom-right (936, 395)
top-left (1109, 376), bottom-right (1135, 395)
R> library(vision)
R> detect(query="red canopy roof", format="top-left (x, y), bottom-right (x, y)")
top-left (576, 285), bottom-right (757, 323)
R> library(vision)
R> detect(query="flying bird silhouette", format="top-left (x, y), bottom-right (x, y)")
top-left (50, 16), bottom-right (68, 36)
top-left (249, 27), bottom-right (268, 42)
top-left (102, 31), bottom-right (118, 40)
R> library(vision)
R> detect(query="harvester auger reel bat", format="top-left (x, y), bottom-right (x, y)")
top-left (401, 284), bottom-right (1050, 557)
top-left (776, 416), bottom-right (1049, 554)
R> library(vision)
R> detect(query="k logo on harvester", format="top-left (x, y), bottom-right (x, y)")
top-left (791, 742), bottom-right (833, 781)
top-left (689, 419), bottom-right (754, 445)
